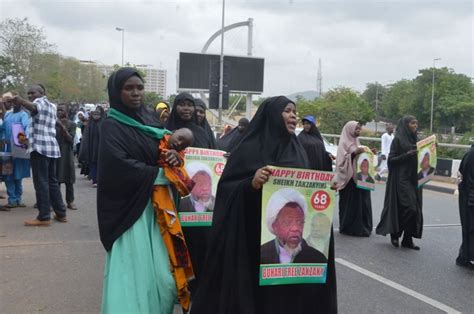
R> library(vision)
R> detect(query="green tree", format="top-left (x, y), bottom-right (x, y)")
top-left (295, 95), bottom-right (321, 120)
top-left (411, 67), bottom-right (473, 132)
top-left (0, 56), bottom-right (22, 94)
top-left (0, 17), bottom-right (55, 87)
top-left (318, 87), bottom-right (375, 134)
top-left (361, 82), bottom-right (388, 117)
top-left (380, 79), bottom-right (416, 122)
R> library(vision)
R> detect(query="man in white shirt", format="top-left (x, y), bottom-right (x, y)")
top-left (377, 124), bottom-right (394, 180)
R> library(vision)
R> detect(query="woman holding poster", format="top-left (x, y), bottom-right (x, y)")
top-left (167, 92), bottom-right (216, 297)
top-left (376, 116), bottom-right (423, 250)
top-left (192, 96), bottom-right (337, 314)
top-left (335, 121), bottom-right (373, 237)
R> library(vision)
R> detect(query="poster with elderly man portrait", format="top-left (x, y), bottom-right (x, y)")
top-left (178, 147), bottom-right (226, 227)
top-left (417, 135), bottom-right (437, 188)
top-left (260, 166), bottom-right (335, 285)
top-left (354, 151), bottom-right (376, 191)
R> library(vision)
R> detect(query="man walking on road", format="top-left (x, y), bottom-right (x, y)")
top-left (376, 124), bottom-right (394, 181)
top-left (7, 85), bottom-right (67, 226)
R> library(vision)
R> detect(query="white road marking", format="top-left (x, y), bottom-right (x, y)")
top-left (336, 258), bottom-right (461, 314)
top-left (423, 224), bottom-right (461, 228)
top-left (333, 224), bottom-right (460, 233)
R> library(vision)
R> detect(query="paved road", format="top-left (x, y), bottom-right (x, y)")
top-left (1, 172), bottom-right (472, 313)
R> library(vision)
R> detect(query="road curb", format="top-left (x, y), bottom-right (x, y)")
top-left (423, 183), bottom-right (458, 195)
top-left (378, 177), bottom-right (457, 195)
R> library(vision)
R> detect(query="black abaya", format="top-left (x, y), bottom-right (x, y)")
top-left (457, 147), bottom-right (474, 265)
top-left (339, 179), bottom-right (373, 236)
top-left (194, 98), bottom-right (217, 149)
top-left (191, 96), bottom-right (337, 314)
top-left (376, 116), bottom-right (423, 239)
top-left (297, 125), bottom-right (333, 171)
top-left (167, 93), bottom-right (216, 296)
top-left (97, 68), bottom-right (163, 251)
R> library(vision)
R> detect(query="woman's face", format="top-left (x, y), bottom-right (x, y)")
top-left (176, 100), bottom-right (194, 121)
top-left (195, 106), bottom-right (206, 124)
top-left (408, 119), bottom-right (418, 134)
top-left (281, 102), bottom-right (297, 134)
top-left (302, 121), bottom-right (312, 133)
top-left (353, 123), bottom-right (362, 137)
top-left (121, 76), bottom-right (145, 109)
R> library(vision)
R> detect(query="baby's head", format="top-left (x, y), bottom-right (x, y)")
top-left (168, 128), bottom-right (194, 151)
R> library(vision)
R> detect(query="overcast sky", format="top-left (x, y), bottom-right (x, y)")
top-left (1, 0), bottom-right (472, 97)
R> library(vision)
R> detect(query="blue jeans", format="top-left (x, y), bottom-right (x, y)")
top-left (5, 179), bottom-right (23, 205)
top-left (30, 152), bottom-right (67, 221)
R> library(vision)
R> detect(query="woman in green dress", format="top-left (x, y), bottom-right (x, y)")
top-left (97, 68), bottom-right (183, 313)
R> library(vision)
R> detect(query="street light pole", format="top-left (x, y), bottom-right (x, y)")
top-left (375, 82), bottom-right (379, 133)
top-left (115, 27), bottom-right (125, 66)
top-left (218, 0), bottom-right (226, 132)
top-left (430, 58), bottom-right (441, 133)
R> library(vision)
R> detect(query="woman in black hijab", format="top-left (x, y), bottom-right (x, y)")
top-left (191, 96), bottom-right (337, 314)
top-left (376, 115), bottom-right (423, 250)
top-left (456, 145), bottom-right (474, 269)
top-left (297, 115), bottom-right (333, 171)
top-left (98, 68), bottom-right (180, 313)
top-left (194, 98), bottom-right (217, 148)
top-left (167, 93), bottom-right (216, 297)
top-left (78, 106), bottom-right (105, 187)
top-left (166, 93), bottom-right (215, 149)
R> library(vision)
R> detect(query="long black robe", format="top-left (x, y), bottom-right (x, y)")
top-left (194, 99), bottom-right (217, 149)
top-left (457, 146), bottom-right (474, 264)
top-left (78, 117), bottom-right (102, 166)
top-left (376, 116), bottom-right (423, 238)
top-left (97, 68), bottom-right (163, 251)
top-left (339, 178), bottom-right (373, 236)
top-left (167, 93), bottom-right (216, 295)
top-left (191, 96), bottom-right (337, 314)
top-left (56, 120), bottom-right (76, 184)
top-left (216, 127), bottom-right (239, 151)
top-left (297, 125), bottom-right (333, 171)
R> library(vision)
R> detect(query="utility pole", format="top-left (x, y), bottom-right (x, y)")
top-left (316, 58), bottom-right (322, 98)
top-left (245, 18), bottom-right (254, 120)
top-left (218, 0), bottom-right (226, 132)
top-left (430, 58), bottom-right (441, 133)
top-left (115, 27), bottom-right (125, 66)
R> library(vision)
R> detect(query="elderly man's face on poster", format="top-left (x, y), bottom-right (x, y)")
top-left (272, 203), bottom-right (305, 249)
top-left (191, 171), bottom-right (212, 202)
top-left (360, 159), bottom-right (369, 175)
top-left (421, 153), bottom-right (430, 170)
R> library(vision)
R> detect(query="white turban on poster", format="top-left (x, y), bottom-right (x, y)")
top-left (186, 162), bottom-right (212, 178)
top-left (266, 188), bottom-right (307, 235)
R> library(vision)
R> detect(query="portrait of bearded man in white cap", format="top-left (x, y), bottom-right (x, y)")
top-left (179, 162), bottom-right (215, 213)
top-left (260, 188), bottom-right (327, 264)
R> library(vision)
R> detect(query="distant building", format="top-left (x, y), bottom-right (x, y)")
top-left (79, 60), bottom-right (114, 78)
top-left (79, 61), bottom-right (167, 97)
top-left (136, 65), bottom-right (167, 97)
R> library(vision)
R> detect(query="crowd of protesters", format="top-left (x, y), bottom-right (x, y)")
top-left (1, 66), bottom-right (472, 314)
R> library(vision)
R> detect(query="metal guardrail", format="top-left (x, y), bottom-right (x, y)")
top-left (321, 133), bottom-right (472, 149)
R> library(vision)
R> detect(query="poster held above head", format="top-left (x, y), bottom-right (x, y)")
top-left (417, 135), bottom-right (437, 188)
top-left (260, 166), bottom-right (335, 286)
